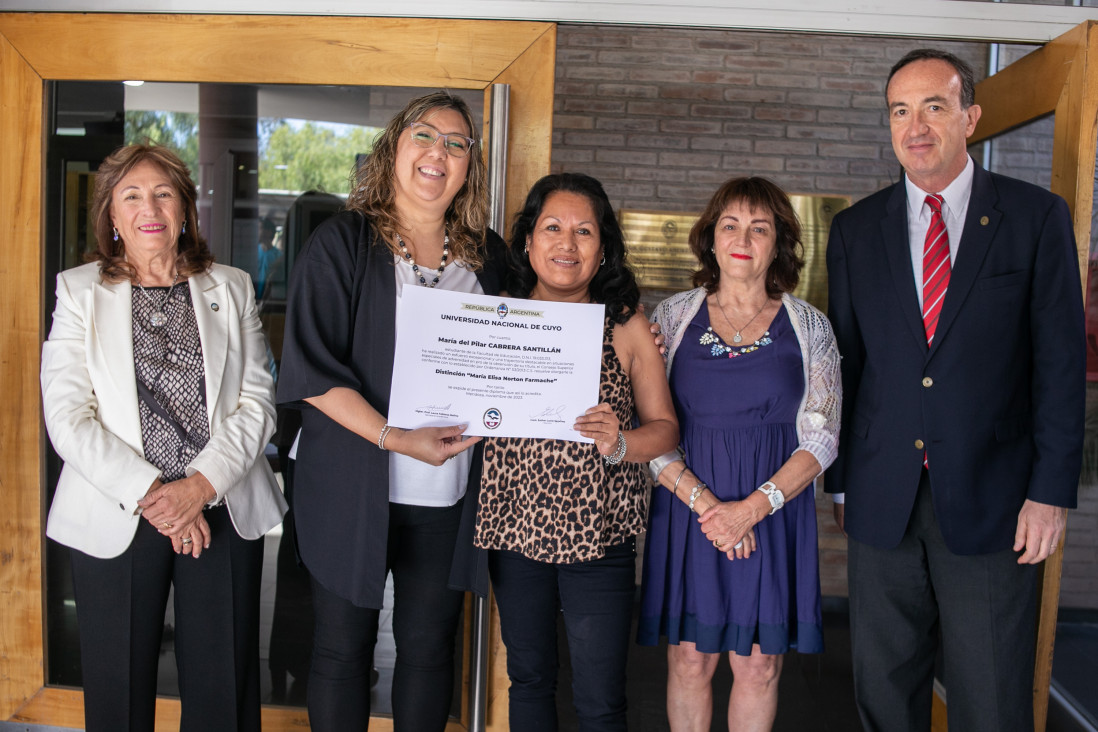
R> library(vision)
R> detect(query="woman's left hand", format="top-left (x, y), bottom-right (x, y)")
top-left (170, 514), bottom-right (212, 558)
top-left (715, 527), bottom-right (756, 561)
top-left (698, 498), bottom-right (766, 557)
top-left (138, 472), bottom-right (217, 538)
top-left (574, 403), bottom-right (621, 456)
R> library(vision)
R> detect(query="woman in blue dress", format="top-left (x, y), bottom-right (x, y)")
top-left (638, 176), bottom-right (841, 731)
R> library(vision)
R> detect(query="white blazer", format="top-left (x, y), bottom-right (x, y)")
top-left (42, 261), bottom-right (288, 559)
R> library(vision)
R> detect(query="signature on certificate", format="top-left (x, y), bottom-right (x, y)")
top-left (530, 404), bottom-right (567, 421)
top-left (416, 402), bottom-right (458, 418)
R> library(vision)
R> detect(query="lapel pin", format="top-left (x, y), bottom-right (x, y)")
top-left (980, 216), bottom-right (989, 226)
top-left (211, 303), bottom-right (220, 312)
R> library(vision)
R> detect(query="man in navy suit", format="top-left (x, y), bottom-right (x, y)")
top-left (826, 49), bottom-right (1084, 732)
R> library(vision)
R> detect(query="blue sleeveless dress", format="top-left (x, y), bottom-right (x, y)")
top-left (638, 304), bottom-right (823, 655)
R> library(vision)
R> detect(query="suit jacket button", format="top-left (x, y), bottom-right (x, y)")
top-left (914, 439), bottom-right (925, 450)
top-left (922, 377), bottom-right (933, 387)
top-left (119, 502), bottom-right (125, 510)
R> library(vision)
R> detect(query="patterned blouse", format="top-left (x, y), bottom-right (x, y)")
top-left (131, 283), bottom-right (210, 482)
top-left (475, 319), bottom-right (648, 564)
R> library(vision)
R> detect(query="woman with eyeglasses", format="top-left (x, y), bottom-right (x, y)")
top-left (277, 90), bottom-right (505, 731)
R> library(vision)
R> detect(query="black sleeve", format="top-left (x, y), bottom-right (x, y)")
top-left (276, 211), bottom-right (368, 407)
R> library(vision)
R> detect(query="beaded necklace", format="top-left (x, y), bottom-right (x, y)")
top-left (397, 233), bottom-right (449, 287)
top-left (699, 326), bottom-right (773, 358)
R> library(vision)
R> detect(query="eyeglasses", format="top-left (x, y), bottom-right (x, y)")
top-left (406, 122), bottom-right (476, 158)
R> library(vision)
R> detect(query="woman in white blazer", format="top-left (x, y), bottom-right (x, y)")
top-left (41, 144), bottom-right (287, 732)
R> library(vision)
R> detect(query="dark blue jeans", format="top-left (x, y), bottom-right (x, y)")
top-left (489, 538), bottom-right (637, 732)
top-left (307, 499), bottom-right (466, 732)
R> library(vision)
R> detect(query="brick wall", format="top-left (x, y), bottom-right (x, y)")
top-left (548, 25), bottom-right (1098, 607)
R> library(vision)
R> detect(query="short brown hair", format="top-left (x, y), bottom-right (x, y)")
top-left (689, 176), bottom-right (804, 297)
top-left (91, 143), bottom-right (212, 282)
top-left (346, 90), bottom-right (487, 270)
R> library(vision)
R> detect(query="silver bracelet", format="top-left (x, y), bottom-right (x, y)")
top-left (378, 424), bottom-right (392, 451)
top-left (688, 483), bottom-right (706, 513)
top-left (603, 431), bottom-right (627, 465)
top-left (671, 464), bottom-right (689, 497)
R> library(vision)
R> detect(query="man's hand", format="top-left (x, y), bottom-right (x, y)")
top-left (1013, 499), bottom-right (1067, 564)
top-left (833, 502), bottom-right (846, 535)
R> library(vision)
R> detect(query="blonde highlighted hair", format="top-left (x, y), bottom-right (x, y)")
top-left (346, 90), bottom-right (488, 270)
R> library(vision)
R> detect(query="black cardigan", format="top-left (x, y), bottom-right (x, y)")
top-left (277, 210), bottom-right (506, 608)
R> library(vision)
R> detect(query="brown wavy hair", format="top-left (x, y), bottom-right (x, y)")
top-left (90, 143), bottom-right (213, 282)
top-left (689, 176), bottom-right (804, 297)
top-left (345, 90), bottom-right (487, 270)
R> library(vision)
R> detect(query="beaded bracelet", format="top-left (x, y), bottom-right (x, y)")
top-left (604, 431), bottom-right (628, 465)
top-left (671, 464), bottom-right (689, 498)
top-left (688, 483), bottom-right (706, 513)
top-left (378, 424), bottom-right (392, 451)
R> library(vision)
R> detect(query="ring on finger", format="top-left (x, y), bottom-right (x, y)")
top-left (714, 540), bottom-right (723, 549)
top-left (162, 522), bottom-right (173, 530)
top-left (181, 538), bottom-right (193, 545)
top-left (733, 540), bottom-right (744, 550)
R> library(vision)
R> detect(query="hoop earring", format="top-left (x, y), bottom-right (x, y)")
top-left (600, 254), bottom-right (606, 266)
top-left (524, 244), bottom-right (528, 256)
top-left (112, 227), bottom-right (119, 242)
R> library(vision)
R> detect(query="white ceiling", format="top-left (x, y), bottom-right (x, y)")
top-left (4, 0), bottom-right (1097, 43)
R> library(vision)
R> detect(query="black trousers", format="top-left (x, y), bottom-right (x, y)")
top-left (69, 505), bottom-right (264, 732)
top-left (305, 499), bottom-right (466, 732)
top-left (489, 539), bottom-right (637, 732)
top-left (848, 470), bottom-right (1038, 732)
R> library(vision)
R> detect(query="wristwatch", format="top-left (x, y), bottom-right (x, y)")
top-left (757, 481), bottom-right (784, 515)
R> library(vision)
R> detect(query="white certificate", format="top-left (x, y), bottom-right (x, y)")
top-left (388, 287), bottom-right (605, 441)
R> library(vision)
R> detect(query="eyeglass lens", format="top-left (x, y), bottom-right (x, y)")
top-left (409, 123), bottom-right (472, 157)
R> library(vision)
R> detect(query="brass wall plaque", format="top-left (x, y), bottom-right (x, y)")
top-left (620, 194), bottom-right (850, 313)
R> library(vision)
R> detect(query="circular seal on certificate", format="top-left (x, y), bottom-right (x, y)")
top-left (497, 302), bottom-right (509, 318)
top-left (483, 407), bottom-right (502, 430)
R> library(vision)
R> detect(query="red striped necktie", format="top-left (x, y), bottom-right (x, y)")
top-left (922, 193), bottom-right (950, 346)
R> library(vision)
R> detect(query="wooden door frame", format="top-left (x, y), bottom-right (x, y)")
top-left (932, 20), bottom-right (1098, 732)
top-left (0, 12), bottom-right (555, 730)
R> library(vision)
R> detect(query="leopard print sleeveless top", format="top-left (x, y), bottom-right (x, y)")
top-left (475, 319), bottom-right (648, 564)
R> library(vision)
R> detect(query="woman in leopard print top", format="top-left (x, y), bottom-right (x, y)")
top-left (475, 173), bottom-right (678, 730)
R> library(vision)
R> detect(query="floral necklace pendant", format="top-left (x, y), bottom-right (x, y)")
top-left (699, 326), bottom-right (773, 358)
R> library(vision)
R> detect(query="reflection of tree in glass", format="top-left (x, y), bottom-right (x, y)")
top-left (123, 112), bottom-right (379, 197)
top-left (124, 111), bottom-right (199, 174)
top-left (260, 119), bottom-right (379, 195)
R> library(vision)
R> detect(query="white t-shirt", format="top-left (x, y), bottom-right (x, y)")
top-left (388, 255), bottom-right (485, 506)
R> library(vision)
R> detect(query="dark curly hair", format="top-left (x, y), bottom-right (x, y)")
top-left (90, 143), bottom-right (213, 282)
top-left (345, 90), bottom-right (487, 271)
top-left (506, 173), bottom-right (639, 325)
top-left (689, 176), bottom-right (804, 297)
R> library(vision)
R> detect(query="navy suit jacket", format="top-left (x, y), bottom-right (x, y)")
top-left (825, 164), bottom-right (1084, 555)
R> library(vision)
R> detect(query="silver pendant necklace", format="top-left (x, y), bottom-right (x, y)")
top-left (716, 292), bottom-right (768, 343)
top-left (136, 273), bottom-right (180, 327)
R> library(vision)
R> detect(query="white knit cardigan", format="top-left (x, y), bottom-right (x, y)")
top-left (649, 287), bottom-right (841, 482)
